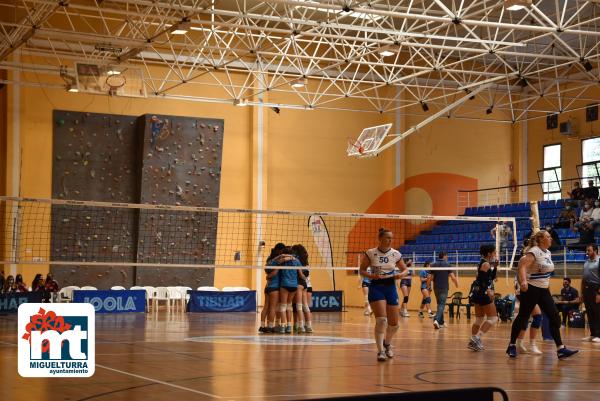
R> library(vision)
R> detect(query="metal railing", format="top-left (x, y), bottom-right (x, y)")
top-left (456, 175), bottom-right (597, 213)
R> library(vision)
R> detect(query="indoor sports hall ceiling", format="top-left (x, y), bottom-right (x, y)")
top-left (1, 0), bottom-right (600, 122)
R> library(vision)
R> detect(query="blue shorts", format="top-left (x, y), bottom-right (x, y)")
top-left (420, 283), bottom-right (428, 291)
top-left (361, 281), bottom-right (370, 288)
top-left (368, 284), bottom-right (399, 306)
top-left (400, 279), bottom-right (412, 287)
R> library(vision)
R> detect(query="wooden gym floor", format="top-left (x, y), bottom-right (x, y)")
top-left (1, 308), bottom-right (599, 401)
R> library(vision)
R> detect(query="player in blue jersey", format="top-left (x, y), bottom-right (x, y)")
top-left (399, 258), bottom-right (413, 317)
top-left (418, 261), bottom-right (434, 318)
top-left (274, 246), bottom-right (301, 334)
top-left (359, 266), bottom-right (373, 315)
top-left (360, 228), bottom-right (408, 361)
top-left (259, 243), bottom-right (285, 333)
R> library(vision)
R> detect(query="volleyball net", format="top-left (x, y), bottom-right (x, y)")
top-left (0, 196), bottom-right (522, 272)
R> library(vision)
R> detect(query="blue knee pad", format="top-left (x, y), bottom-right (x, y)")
top-left (424, 297), bottom-right (431, 305)
top-left (530, 314), bottom-right (542, 329)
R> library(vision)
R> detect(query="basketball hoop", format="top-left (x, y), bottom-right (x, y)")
top-left (105, 74), bottom-right (127, 95)
top-left (346, 124), bottom-right (392, 157)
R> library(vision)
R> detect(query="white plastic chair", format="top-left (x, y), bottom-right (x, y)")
top-left (80, 286), bottom-right (97, 290)
top-left (167, 287), bottom-right (186, 311)
top-left (111, 286), bottom-right (126, 290)
top-left (153, 287), bottom-right (170, 311)
top-left (197, 286), bottom-right (219, 291)
top-left (58, 286), bottom-right (80, 303)
top-left (142, 286), bottom-right (156, 311)
top-left (235, 287), bottom-right (250, 291)
top-left (222, 286), bottom-right (239, 292)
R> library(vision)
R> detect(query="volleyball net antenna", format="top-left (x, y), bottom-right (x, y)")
top-left (0, 196), bottom-right (521, 272)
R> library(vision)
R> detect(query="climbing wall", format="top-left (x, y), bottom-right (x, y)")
top-left (50, 110), bottom-right (224, 289)
top-left (135, 114), bottom-right (223, 287)
top-left (51, 110), bottom-right (140, 288)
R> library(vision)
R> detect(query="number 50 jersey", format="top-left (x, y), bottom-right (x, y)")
top-left (365, 248), bottom-right (402, 278)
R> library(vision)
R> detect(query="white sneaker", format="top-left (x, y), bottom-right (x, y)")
top-left (582, 336), bottom-right (594, 342)
top-left (433, 320), bottom-right (440, 329)
top-left (592, 337), bottom-right (600, 343)
top-left (400, 309), bottom-right (410, 317)
top-left (364, 308), bottom-right (371, 316)
top-left (384, 343), bottom-right (394, 358)
top-left (377, 351), bottom-right (388, 362)
top-left (529, 343), bottom-right (542, 354)
top-left (517, 342), bottom-right (529, 353)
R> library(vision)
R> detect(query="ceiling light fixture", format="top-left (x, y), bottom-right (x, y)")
top-left (170, 19), bottom-right (192, 35)
top-left (379, 50), bottom-right (394, 57)
top-left (233, 98), bottom-right (247, 106)
top-left (291, 77), bottom-right (306, 88)
top-left (486, 106), bottom-right (494, 114)
top-left (420, 101), bottom-right (429, 112)
top-left (504, 0), bottom-right (532, 11)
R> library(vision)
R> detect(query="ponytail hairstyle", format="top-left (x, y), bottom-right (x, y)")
top-left (525, 230), bottom-right (548, 253)
top-left (378, 227), bottom-right (392, 239)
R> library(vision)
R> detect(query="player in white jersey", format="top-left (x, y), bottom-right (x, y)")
top-left (359, 228), bottom-right (408, 362)
top-left (507, 230), bottom-right (578, 359)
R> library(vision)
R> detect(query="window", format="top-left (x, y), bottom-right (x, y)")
top-left (581, 137), bottom-right (600, 185)
top-left (542, 144), bottom-right (561, 200)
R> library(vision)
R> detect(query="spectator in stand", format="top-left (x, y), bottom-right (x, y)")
top-left (2, 275), bottom-right (16, 293)
top-left (555, 202), bottom-right (577, 230)
top-left (491, 222), bottom-right (512, 253)
top-left (14, 274), bottom-right (28, 292)
top-left (544, 224), bottom-right (561, 252)
top-left (0, 270), bottom-right (4, 292)
top-left (590, 199), bottom-right (600, 232)
top-left (574, 202), bottom-right (594, 231)
top-left (555, 277), bottom-right (580, 327)
top-left (583, 179), bottom-right (599, 201)
top-left (568, 181), bottom-right (585, 206)
top-left (568, 223), bottom-right (595, 250)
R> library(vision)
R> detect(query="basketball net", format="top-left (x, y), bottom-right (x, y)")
top-left (347, 137), bottom-right (365, 155)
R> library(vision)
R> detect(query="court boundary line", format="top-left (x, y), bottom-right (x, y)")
top-left (95, 364), bottom-right (223, 399)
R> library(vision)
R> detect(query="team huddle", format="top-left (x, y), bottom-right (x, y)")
top-left (258, 243), bottom-right (313, 334)
top-left (358, 228), bottom-right (579, 361)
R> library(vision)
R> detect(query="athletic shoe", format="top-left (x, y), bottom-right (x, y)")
top-left (299, 325), bottom-right (306, 333)
top-left (582, 336), bottom-right (594, 342)
top-left (428, 312), bottom-right (435, 318)
top-left (285, 325), bottom-right (292, 334)
top-left (438, 323), bottom-right (447, 328)
top-left (278, 326), bottom-right (286, 334)
top-left (364, 308), bottom-right (371, 316)
top-left (557, 347), bottom-right (578, 359)
top-left (517, 342), bottom-right (529, 354)
top-left (304, 325), bottom-right (313, 333)
top-left (258, 326), bottom-right (266, 333)
top-left (591, 337), bottom-right (600, 343)
top-left (506, 344), bottom-right (517, 358)
top-left (377, 351), bottom-right (388, 362)
top-left (529, 343), bottom-right (542, 355)
top-left (467, 338), bottom-right (479, 351)
top-left (433, 320), bottom-right (440, 330)
top-left (418, 311), bottom-right (424, 318)
top-left (384, 343), bottom-right (394, 358)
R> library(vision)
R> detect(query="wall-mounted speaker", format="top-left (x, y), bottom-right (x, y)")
top-left (586, 104), bottom-right (598, 122)
top-left (546, 113), bottom-right (558, 130)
